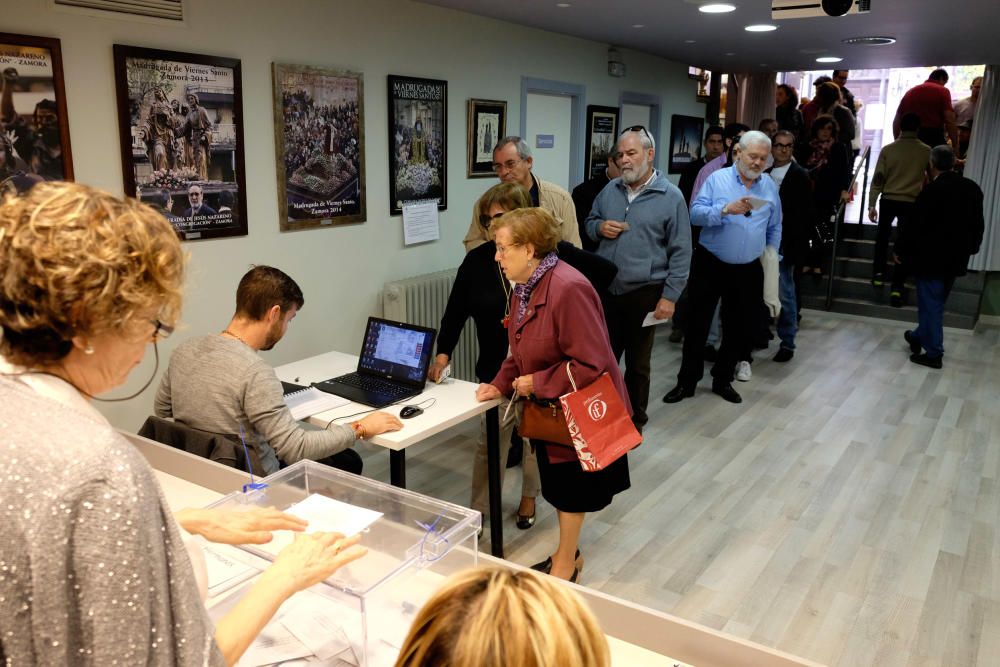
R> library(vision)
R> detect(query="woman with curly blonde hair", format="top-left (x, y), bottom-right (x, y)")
top-left (0, 182), bottom-right (365, 666)
top-left (394, 566), bottom-right (610, 667)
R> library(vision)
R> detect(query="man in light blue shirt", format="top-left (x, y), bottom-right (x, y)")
top-left (663, 131), bottom-right (781, 405)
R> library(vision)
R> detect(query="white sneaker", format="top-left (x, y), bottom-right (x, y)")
top-left (736, 360), bottom-right (752, 382)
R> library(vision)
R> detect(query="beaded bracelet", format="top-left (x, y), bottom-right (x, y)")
top-left (350, 420), bottom-right (367, 440)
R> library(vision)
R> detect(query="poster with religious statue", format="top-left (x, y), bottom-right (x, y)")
top-left (272, 63), bottom-right (365, 231)
top-left (113, 44), bottom-right (248, 241)
top-left (387, 75), bottom-right (447, 215)
top-left (467, 98), bottom-right (506, 178)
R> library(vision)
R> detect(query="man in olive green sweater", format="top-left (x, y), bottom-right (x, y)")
top-left (868, 113), bottom-right (931, 302)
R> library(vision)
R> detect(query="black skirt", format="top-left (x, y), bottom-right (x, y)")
top-left (534, 441), bottom-right (630, 513)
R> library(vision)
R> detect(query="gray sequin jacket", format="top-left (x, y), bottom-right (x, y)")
top-left (0, 375), bottom-right (224, 665)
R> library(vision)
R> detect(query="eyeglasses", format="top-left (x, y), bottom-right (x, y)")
top-left (151, 319), bottom-right (174, 341)
top-left (495, 242), bottom-right (521, 257)
top-left (773, 142), bottom-right (794, 149)
top-left (620, 125), bottom-right (653, 143)
top-left (491, 158), bottom-right (523, 173)
top-left (478, 211), bottom-right (506, 227)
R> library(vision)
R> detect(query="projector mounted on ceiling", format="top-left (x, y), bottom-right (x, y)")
top-left (772, 0), bottom-right (871, 19)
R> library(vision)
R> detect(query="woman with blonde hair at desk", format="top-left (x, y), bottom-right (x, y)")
top-left (394, 565), bottom-right (610, 667)
top-left (475, 208), bottom-right (630, 582)
top-left (0, 182), bottom-right (365, 665)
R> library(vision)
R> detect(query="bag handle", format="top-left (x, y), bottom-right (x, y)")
top-left (565, 361), bottom-right (578, 392)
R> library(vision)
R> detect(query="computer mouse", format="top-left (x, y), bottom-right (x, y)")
top-left (400, 405), bottom-right (424, 419)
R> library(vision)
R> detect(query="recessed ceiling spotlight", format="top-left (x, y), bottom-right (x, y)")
top-left (725, 52), bottom-right (736, 56)
top-left (633, 23), bottom-right (645, 28)
top-left (816, 56), bottom-right (843, 63)
top-left (745, 24), bottom-right (777, 32)
top-left (699, 3), bottom-right (737, 13)
top-left (556, 2), bottom-right (571, 7)
top-left (842, 35), bottom-right (896, 45)
top-left (685, 39), bottom-right (697, 43)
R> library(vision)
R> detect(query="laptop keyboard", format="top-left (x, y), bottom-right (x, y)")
top-left (333, 372), bottom-right (412, 398)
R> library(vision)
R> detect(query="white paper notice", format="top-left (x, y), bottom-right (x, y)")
top-left (747, 196), bottom-right (770, 211)
top-left (255, 493), bottom-right (384, 558)
top-left (642, 311), bottom-right (670, 327)
top-left (402, 199), bottom-right (440, 245)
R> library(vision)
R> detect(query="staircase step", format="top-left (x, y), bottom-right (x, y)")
top-left (830, 276), bottom-right (980, 314)
top-left (837, 222), bottom-right (881, 242)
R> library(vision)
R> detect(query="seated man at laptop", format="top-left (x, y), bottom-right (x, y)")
top-left (155, 265), bottom-right (402, 475)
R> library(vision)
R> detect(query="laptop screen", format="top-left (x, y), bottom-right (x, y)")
top-left (357, 317), bottom-right (436, 385)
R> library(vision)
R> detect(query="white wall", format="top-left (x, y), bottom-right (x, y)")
top-left (4, 0), bottom-right (704, 430)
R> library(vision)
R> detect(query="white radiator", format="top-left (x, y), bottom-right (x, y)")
top-left (382, 269), bottom-right (480, 382)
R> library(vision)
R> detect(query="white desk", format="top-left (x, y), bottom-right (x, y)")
top-left (273, 351), bottom-right (508, 557)
top-left (133, 438), bottom-right (820, 667)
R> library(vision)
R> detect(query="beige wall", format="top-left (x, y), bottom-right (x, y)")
top-left (4, 0), bottom-right (704, 430)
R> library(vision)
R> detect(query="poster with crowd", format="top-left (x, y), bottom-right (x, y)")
top-left (113, 45), bottom-right (248, 241)
top-left (387, 75), bottom-right (446, 215)
top-left (273, 63), bottom-right (365, 231)
top-left (0, 33), bottom-right (73, 196)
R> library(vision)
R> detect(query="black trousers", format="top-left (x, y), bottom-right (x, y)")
top-left (678, 246), bottom-right (764, 387)
top-left (874, 199), bottom-right (914, 292)
top-left (603, 282), bottom-right (663, 429)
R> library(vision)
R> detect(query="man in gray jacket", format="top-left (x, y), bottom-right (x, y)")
top-left (586, 127), bottom-right (692, 431)
top-left (156, 266), bottom-right (401, 475)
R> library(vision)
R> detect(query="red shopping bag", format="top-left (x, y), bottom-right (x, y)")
top-left (558, 363), bottom-right (642, 472)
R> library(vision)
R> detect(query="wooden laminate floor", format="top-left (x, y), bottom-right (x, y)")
top-left (356, 311), bottom-right (1000, 667)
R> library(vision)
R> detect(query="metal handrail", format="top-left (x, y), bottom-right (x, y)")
top-left (824, 145), bottom-right (872, 309)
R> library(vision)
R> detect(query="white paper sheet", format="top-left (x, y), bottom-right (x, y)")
top-left (255, 493), bottom-right (384, 558)
top-left (203, 544), bottom-right (257, 596)
top-left (402, 200), bottom-right (440, 245)
top-left (284, 386), bottom-right (350, 420)
top-left (641, 311), bottom-right (671, 327)
top-left (747, 196), bottom-right (771, 210)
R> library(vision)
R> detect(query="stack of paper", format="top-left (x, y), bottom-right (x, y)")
top-left (283, 386), bottom-right (350, 420)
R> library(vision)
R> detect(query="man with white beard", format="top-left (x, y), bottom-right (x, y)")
top-left (585, 127), bottom-right (691, 432)
top-left (663, 131), bottom-right (781, 405)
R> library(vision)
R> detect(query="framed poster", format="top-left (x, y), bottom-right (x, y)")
top-left (272, 63), bottom-right (365, 231)
top-left (467, 98), bottom-right (505, 177)
top-left (668, 114), bottom-right (704, 175)
top-left (0, 32), bottom-right (73, 195)
top-left (387, 75), bottom-right (446, 215)
top-left (584, 105), bottom-right (619, 180)
top-left (113, 44), bottom-right (248, 241)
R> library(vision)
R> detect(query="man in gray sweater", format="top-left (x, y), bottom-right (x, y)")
top-left (155, 266), bottom-right (401, 475)
top-left (585, 127), bottom-right (692, 431)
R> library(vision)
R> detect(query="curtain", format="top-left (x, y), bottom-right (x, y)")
top-left (966, 64), bottom-right (1000, 270)
top-left (729, 71), bottom-right (777, 131)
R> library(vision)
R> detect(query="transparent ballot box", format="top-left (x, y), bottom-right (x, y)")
top-left (202, 460), bottom-right (481, 667)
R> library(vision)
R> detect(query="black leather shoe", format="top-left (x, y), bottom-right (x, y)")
top-left (903, 330), bottom-right (921, 355)
top-left (516, 511), bottom-right (535, 530)
top-left (530, 549), bottom-right (582, 574)
top-left (890, 291), bottom-right (903, 308)
top-left (910, 353), bottom-right (942, 369)
top-left (663, 384), bottom-right (695, 403)
top-left (773, 347), bottom-right (794, 363)
top-left (712, 382), bottom-right (743, 403)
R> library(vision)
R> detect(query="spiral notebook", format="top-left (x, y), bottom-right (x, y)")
top-left (281, 381), bottom-right (350, 420)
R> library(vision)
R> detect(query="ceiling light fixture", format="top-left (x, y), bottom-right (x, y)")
top-left (698, 3), bottom-right (736, 13)
top-left (745, 24), bottom-right (777, 32)
top-left (556, 2), bottom-right (571, 7)
top-left (816, 56), bottom-right (843, 63)
top-left (842, 35), bottom-right (896, 46)
top-left (633, 23), bottom-right (645, 28)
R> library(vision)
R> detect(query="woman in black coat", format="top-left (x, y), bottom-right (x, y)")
top-left (796, 115), bottom-right (851, 276)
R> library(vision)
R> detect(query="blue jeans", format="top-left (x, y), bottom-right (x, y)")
top-left (776, 260), bottom-right (798, 350)
top-left (914, 277), bottom-right (953, 359)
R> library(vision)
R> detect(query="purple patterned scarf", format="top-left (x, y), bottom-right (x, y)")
top-left (513, 252), bottom-right (558, 324)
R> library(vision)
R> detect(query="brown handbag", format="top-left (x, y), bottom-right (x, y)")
top-left (520, 397), bottom-right (573, 446)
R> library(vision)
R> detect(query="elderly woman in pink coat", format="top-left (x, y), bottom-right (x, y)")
top-left (476, 207), bottom-right (631, 583)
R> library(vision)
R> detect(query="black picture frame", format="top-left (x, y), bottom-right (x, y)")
top-left (467, 98), bottom-right (506, 178)
top-left (387, 75), bottom-right (447, 215)
top-left (113, 44), bottom-right (248, 241)
top-left (584, 105), bottom-right (619, 180)
top-left (668, 114), bottom-right (705, 175)
top-left (0, 32), bottom-right (74, 194)
top-left (272, 63), bottom-right (366, 231)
